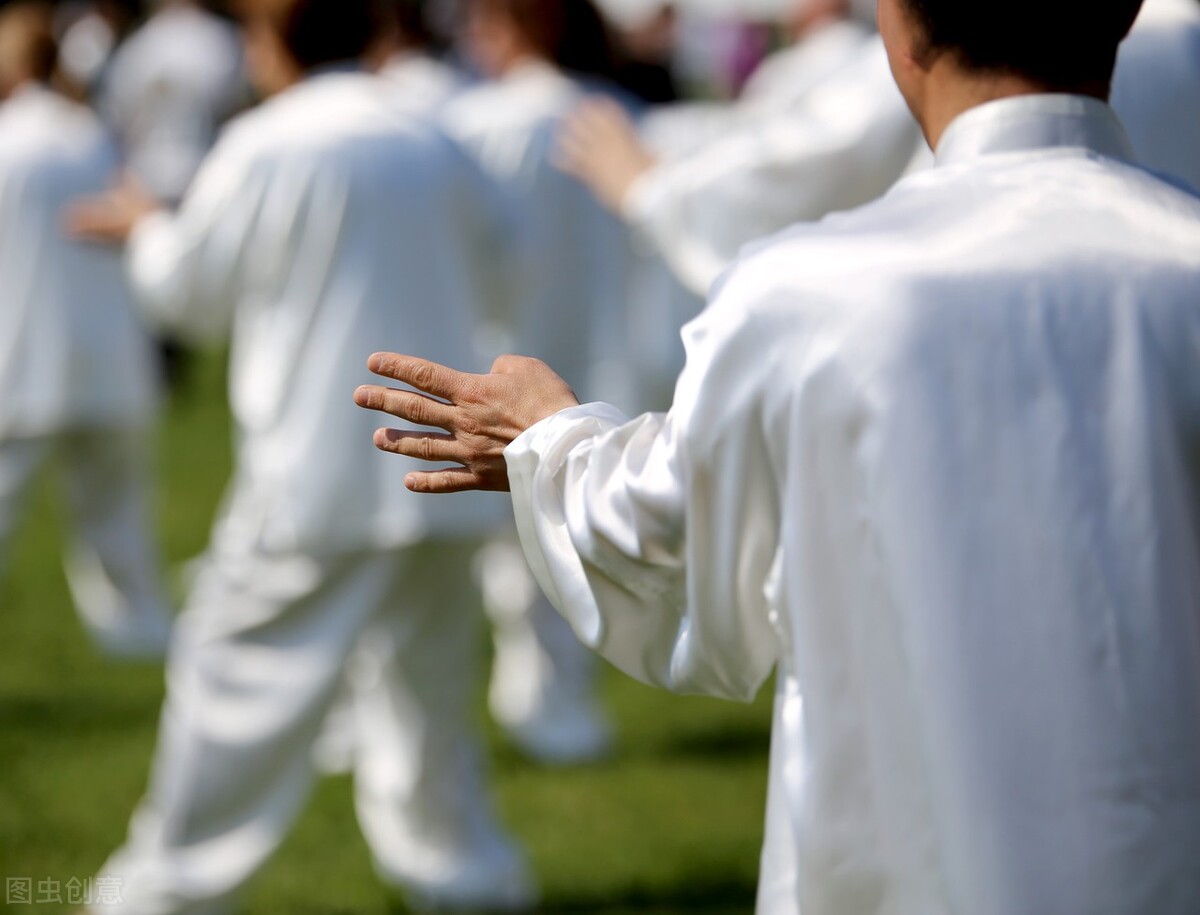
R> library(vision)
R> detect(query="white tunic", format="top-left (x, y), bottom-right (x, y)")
top-left (625, 31), bottom-right (921, 294)
top-left (380, 52), bottom-right (463, 113)
top-left (101, 4), bottom-right (246, 202)
top-left (127, 71), bottom-right (511, 553)
top-left (0, 84), bottom-right (156, 439)
top-left (642, 19), bottom-right (876, 154)
top-left (506, 95), bottom-right (1200, 915)
top-left (1111, 0), bottom-right (1200, 191)
top-left (442, 61), bottom-right (636, 407)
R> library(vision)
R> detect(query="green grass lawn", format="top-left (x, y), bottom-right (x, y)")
top-left (0, 350), bottom-right (772, 914)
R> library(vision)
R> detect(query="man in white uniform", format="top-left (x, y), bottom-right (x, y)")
top-left (1111, 0), bottom-right (1200, 189)
top-left (356, 0), bottom-right (1200, 911)
top-left (0, 2), bottom-right (169, 660)
top-left (559, 0), bottom-right (921, 295)
top-left (70, 0), bottom-right (533, 910)
top-left (377, 0), bottom-right (462, 111)
top-left (101, 0), bottom-right (247, 206)
top-left (438, 0), bottom-right (633, 764)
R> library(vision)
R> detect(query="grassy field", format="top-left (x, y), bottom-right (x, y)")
top-left (0, 350), bottom-right (773, 914)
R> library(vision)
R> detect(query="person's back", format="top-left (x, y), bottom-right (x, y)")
top-left (0, 84), bottom-right (154, 438)
top-left (1111, 0), bottom-right (1200, 190)
top-left (444, 62), bottom-right (633, 403)
top-left (131, 70), bottom-right (504, 551)
top-left (78, 12), bottom-right (535, 906)
top-left (102, 1), bottom-right (245, 202)
top-left (0, 0), bottom-right (168, 661)
top-left (711, 94), bottom-right (1200, 912)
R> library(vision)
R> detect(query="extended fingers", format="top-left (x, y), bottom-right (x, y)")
top-left (354, 385), bottom-right (456, 430)
top-left (367, 353), bottom-right (468, 400)
top-left (404, 468), bottom-right (490, 495)
top-left (372, 428), bottom-right (466, 463)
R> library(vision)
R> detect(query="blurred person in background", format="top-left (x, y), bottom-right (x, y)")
top-left (1111, 0), bottom-right (1200, 190)
top-left (99, 0), bottom-right (249, 389)
top-left (68, 0), bottom-right (534, 909)
top-left (559, 0), bottom-right (921, 295)
top-left (598, 0), bottom-right (682, 103)
top-left (55, 0), bottom-right (140, 99)
top-left (376, 0), bottom-right (464, 111)
top-left (100, 0), bottom-right (247, 206)
top-left (439, 0), bottom-right (635, 765)
top-left (0, 1), bottom-right (170, 660)
top-left (358, 0), bottom-right (1200, 912)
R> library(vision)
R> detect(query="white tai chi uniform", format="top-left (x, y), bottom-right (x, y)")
top-left (1111, 0), bottom-right (1200, 191)
top-left (505, 95), bottom-right (1200, 915)
top-left (308, 49), bottom-right (471, 777)
top-left (0, 84), bottom-right (167, 659)
top-left (629, 25), bottom-right (920, 295)
top-left (442, 61), bottom-right (633, 762)
top-left (381, 51), bottom-right (463, 113)
top-left (95, 71), bottom-right (532, 914)
top-left (101, 2), bottom-right (246, 203)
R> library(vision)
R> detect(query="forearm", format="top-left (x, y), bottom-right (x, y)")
top-left (506, 403), bottom-right (774, 700)
top-left (126, 210), bottom-right (234, 343)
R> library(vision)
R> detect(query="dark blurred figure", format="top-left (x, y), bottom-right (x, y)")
top-left (0, 0), bottom-right (170, 658)
top-left (600, 0), bottom-right (680, 104)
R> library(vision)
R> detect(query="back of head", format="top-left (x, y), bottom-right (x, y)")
top-left (0, 2), bottom-right (58, 98)
top-left (901, 0), bottom-right (1145, 89)
top-left (384, 0), bottom-right (439, 51)
top-left (476, 0), bottom-right (617, 78)
top-left (239, 0), bottom-right (385, 72)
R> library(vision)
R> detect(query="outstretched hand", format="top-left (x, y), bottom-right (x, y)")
top-left (556, 97), bottom-right (659, 213)
top-left (354, 353), bottom-right (580, 494)
top-left (65, 174), bottom-right (161, 245)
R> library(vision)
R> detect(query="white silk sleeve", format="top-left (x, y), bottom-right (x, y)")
top-left (125, 140), bottom-right (264, 342)
top-left (505, 287), bottom-right (782, 700)
top-left (622, 43), bottom-right (918, 295)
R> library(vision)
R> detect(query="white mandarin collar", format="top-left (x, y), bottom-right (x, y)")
top-left (6, 81), bottom-right (54, 107)
top-left (935, 94), bottom-right (1135, 168)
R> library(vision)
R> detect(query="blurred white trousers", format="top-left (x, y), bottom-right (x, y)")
top-left (0, 428), bottom-right (171, 657)
top-left (318, 533), bottom-right (611, 775)
top-left (98, 537), bottom-right (532, 915)
top-left (477, 535), bottom-right (611, 764)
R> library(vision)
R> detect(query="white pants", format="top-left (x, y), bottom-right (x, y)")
top-left (0, 428), bottom-right (171, 656)
top-left (100, 536), bottom-right (529, 915)
top-left (478, 535), bottom-right (608, 763)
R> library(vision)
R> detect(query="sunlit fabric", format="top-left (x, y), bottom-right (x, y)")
top-left (0, 83), bottom-right (167, 656)
top-left (0, 83), bottom-right (156, 439)
top-left (625, 31), bottom-right (921, 294)
top-left (380, 52), bottom-right (463, 114)
top-left (442, 60), bottom-right (638, 407)
top-left (126, 71), bottom-right (513, 553)
top-left (100, 3), bottom-right (246, 203)
top-left (507, 95), bottom-right (1200, 915)
top-left (1111, 0), bottom-right (1200, 192)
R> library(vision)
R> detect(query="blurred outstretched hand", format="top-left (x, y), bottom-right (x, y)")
top-left (355, 353), bottom-right (580, 494)
top-left (556, 97), bottom-right (659, 213)
top-left (65, 174), bottom-right (161, 245)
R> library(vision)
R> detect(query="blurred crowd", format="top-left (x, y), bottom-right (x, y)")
top-left (0, 0), bottom-right (1196, 912)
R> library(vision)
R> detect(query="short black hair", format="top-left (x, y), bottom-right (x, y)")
top-left (901, 0), bottom-right (1145, 88)
top-left (475, 0), bottom-right (616, 79)
top-left (273, 0), bottom-right (385, 71)
top-left (385, 0), bottom-right (437, 49)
